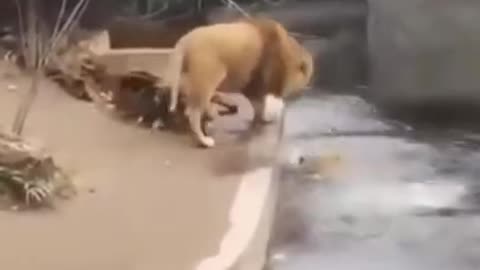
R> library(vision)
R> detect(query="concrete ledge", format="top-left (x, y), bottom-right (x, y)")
top-left (0, 71), bottom-right (280, 270)
top-left (196, 168), bottom-right (276, 270)
top-left (195, 121), bottom-right (282, 270)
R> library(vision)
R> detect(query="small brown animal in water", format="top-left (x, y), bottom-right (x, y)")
top-left (166, 17), bottom-right (314, 148)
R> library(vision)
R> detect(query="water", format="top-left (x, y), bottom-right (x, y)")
top-left (267, 93), bottom-right (480, 270)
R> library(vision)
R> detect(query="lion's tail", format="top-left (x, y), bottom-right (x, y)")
top-left (167, 37), bottom-right (186, 113)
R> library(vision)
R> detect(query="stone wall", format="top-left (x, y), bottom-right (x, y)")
top-left (368, 0), bottom-right (480, 110)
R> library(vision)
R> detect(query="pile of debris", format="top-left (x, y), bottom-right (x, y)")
top-left (42, 28), bottom-right (239, 131)
top-left (0, 130), bottom-right (75, 210)
top-left (42, 31), bottom-right (191, 131)
top-left (79, 62), bottom-right (190, 131)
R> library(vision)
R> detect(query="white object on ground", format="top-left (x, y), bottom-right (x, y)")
top-left (7, 84), bottom-right (17, 91)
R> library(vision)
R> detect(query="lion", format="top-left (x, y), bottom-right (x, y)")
top-left (165, 17), bottom-right (314, 148)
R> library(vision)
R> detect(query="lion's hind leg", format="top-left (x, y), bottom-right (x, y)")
top-left (187, 106), bottom-right (215, 147)
top-left (185, 60), bottom-right (226, 148)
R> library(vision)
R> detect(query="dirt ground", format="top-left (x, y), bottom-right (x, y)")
top-left (0, 62), bottom-right (267, 270)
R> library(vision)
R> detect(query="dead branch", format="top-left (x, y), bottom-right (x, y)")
top-left (11, 0), bottom-right (91, 136)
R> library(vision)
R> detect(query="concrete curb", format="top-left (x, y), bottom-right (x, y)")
top-left (195, 119), bottom-right (283, 270)
top-left (195, 167), bottom-right (277, 270)
top-left (231, 169), bottom-right (279, 270)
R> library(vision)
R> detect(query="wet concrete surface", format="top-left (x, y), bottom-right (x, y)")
top-left (266, 92), bottom-right (480, 270)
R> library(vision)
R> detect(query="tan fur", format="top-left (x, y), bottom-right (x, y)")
top-left (167, 17), bottom-right (314, 148)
